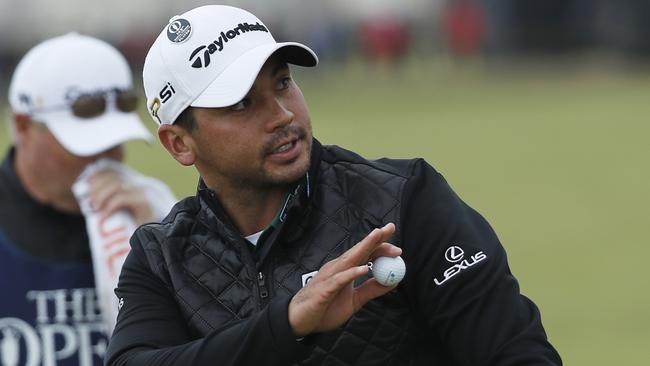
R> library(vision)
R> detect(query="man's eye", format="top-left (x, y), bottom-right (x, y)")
top-left (279, 77), bottom-right (291, 89)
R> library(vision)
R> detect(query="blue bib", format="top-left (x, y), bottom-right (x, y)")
top-left (0, 230), bottom-right (108, 366)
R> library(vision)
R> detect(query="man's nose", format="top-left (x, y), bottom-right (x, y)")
top-left (264, 97), bottom-right (294, 132)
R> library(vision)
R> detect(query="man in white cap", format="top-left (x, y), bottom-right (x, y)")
top-left (106, 5), bottom-right (561, 366)
top-left (0, 33), bottom-right (176, 366)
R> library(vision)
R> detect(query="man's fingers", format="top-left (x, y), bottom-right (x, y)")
top-left (100, 190), bottom-right (154, 225)
top-left (288, 225), bottom-right (399, 338)
top-left (90, 183), bottom-right (121, 211)
top-left (289, 264), bottom-right (370, 336)
top-left (369, 242), bottom-right (402, 261)
top-left (331, 223), bottom-right (396, 272)
top-left (89, 171), bottom-right (124, 210)
top-left (309, 265), bottom-right (369, 309)
top-left (322, 265), bottom-right (369, 297)
top-left (100, 193), bottom-right (133, 219)
top-left (87, 169), bottom-right (157, 225)
top-left (353, 278), bottom-right (396, 311)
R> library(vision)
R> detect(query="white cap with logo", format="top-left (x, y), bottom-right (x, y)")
top-left (8, 33), bottom-right (152, 157)
top-left (143, 5), bottom-right (318, 125)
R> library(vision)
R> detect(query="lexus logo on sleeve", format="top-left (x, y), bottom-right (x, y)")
top-left (444, 246), bottom-right (464, 262)
top-left (434, 245), bottom-right (488, 286)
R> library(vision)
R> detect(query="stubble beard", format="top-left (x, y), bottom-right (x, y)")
top-left (205, 124), bottom-right (312, 193)
top-left (255, 124), bottom-right (311, 187)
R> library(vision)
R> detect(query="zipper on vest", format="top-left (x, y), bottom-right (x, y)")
top-left (258, 272), bottom-right (268, 299)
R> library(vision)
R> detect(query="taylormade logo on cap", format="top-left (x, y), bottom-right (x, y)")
top-left (142, 5), bottom-right (318, 126)
top-left (189, 22), bottom-right (269, 68)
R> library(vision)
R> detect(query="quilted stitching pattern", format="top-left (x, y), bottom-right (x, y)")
top-left (273, 160), bottom-right (416, 365)
top-left (143, 147), bottom-right (423, 364)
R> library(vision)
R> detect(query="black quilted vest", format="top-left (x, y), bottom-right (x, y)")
top-left (141, 142), bottom-right (436, 365)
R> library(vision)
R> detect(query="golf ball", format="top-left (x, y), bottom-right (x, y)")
top-left (369, 256), bottom-right (406, 287)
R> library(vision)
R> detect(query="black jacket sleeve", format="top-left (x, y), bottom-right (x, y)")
top-left (104, 234), bottom-right (311, 366)
top-left (399, 159), bottom-right (562, 365)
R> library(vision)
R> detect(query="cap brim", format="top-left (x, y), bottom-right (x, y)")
top-left (191, 42), bottom-right (318, 108)
top-left (42, 110), bottom-right (152, 157)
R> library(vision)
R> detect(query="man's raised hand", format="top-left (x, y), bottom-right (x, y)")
top-left (288, 223), bottom-right (401, 337)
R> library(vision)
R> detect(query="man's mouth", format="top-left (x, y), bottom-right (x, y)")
top-left (272, 140), bottom-right (296, 154)
top-left (263, 125), bottom-right (307, 157)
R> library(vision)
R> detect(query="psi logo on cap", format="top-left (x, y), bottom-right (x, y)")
top-left (167, 18), bottom-right (192, 43)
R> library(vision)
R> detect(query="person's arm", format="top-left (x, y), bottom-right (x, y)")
top-left (104, 230), bottom-right (311, 366)
top-left (399, 160), bottom-right (562, 365)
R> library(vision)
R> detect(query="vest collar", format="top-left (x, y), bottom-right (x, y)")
top-left (195, 138), bottom-right (323, 258)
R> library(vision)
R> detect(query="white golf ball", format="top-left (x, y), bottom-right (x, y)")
top-left (369, 256), bottom-right (406, 287)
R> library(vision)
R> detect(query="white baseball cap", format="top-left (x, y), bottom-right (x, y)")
top-left (9, 33), bottom-right (152, 156)
top-left (143, 5), bottom-right (318, 125)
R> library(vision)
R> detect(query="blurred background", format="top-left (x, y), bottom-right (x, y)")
top-left (1, 0), bottom-right (649, 364)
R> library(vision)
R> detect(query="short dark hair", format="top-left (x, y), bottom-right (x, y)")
top-left (174, 107), bottom-right (197, 132)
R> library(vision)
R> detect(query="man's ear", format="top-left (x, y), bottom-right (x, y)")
top-left (158, 124), bottom-right (197, 166)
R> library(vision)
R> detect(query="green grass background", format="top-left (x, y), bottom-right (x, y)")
top-left (2, 58), bottom-right (648, 364)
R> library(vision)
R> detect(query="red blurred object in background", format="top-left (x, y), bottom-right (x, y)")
top-left (443, 0), bottom-right (486, 57)
top-left (359, 18), bottom-right (411, 61)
